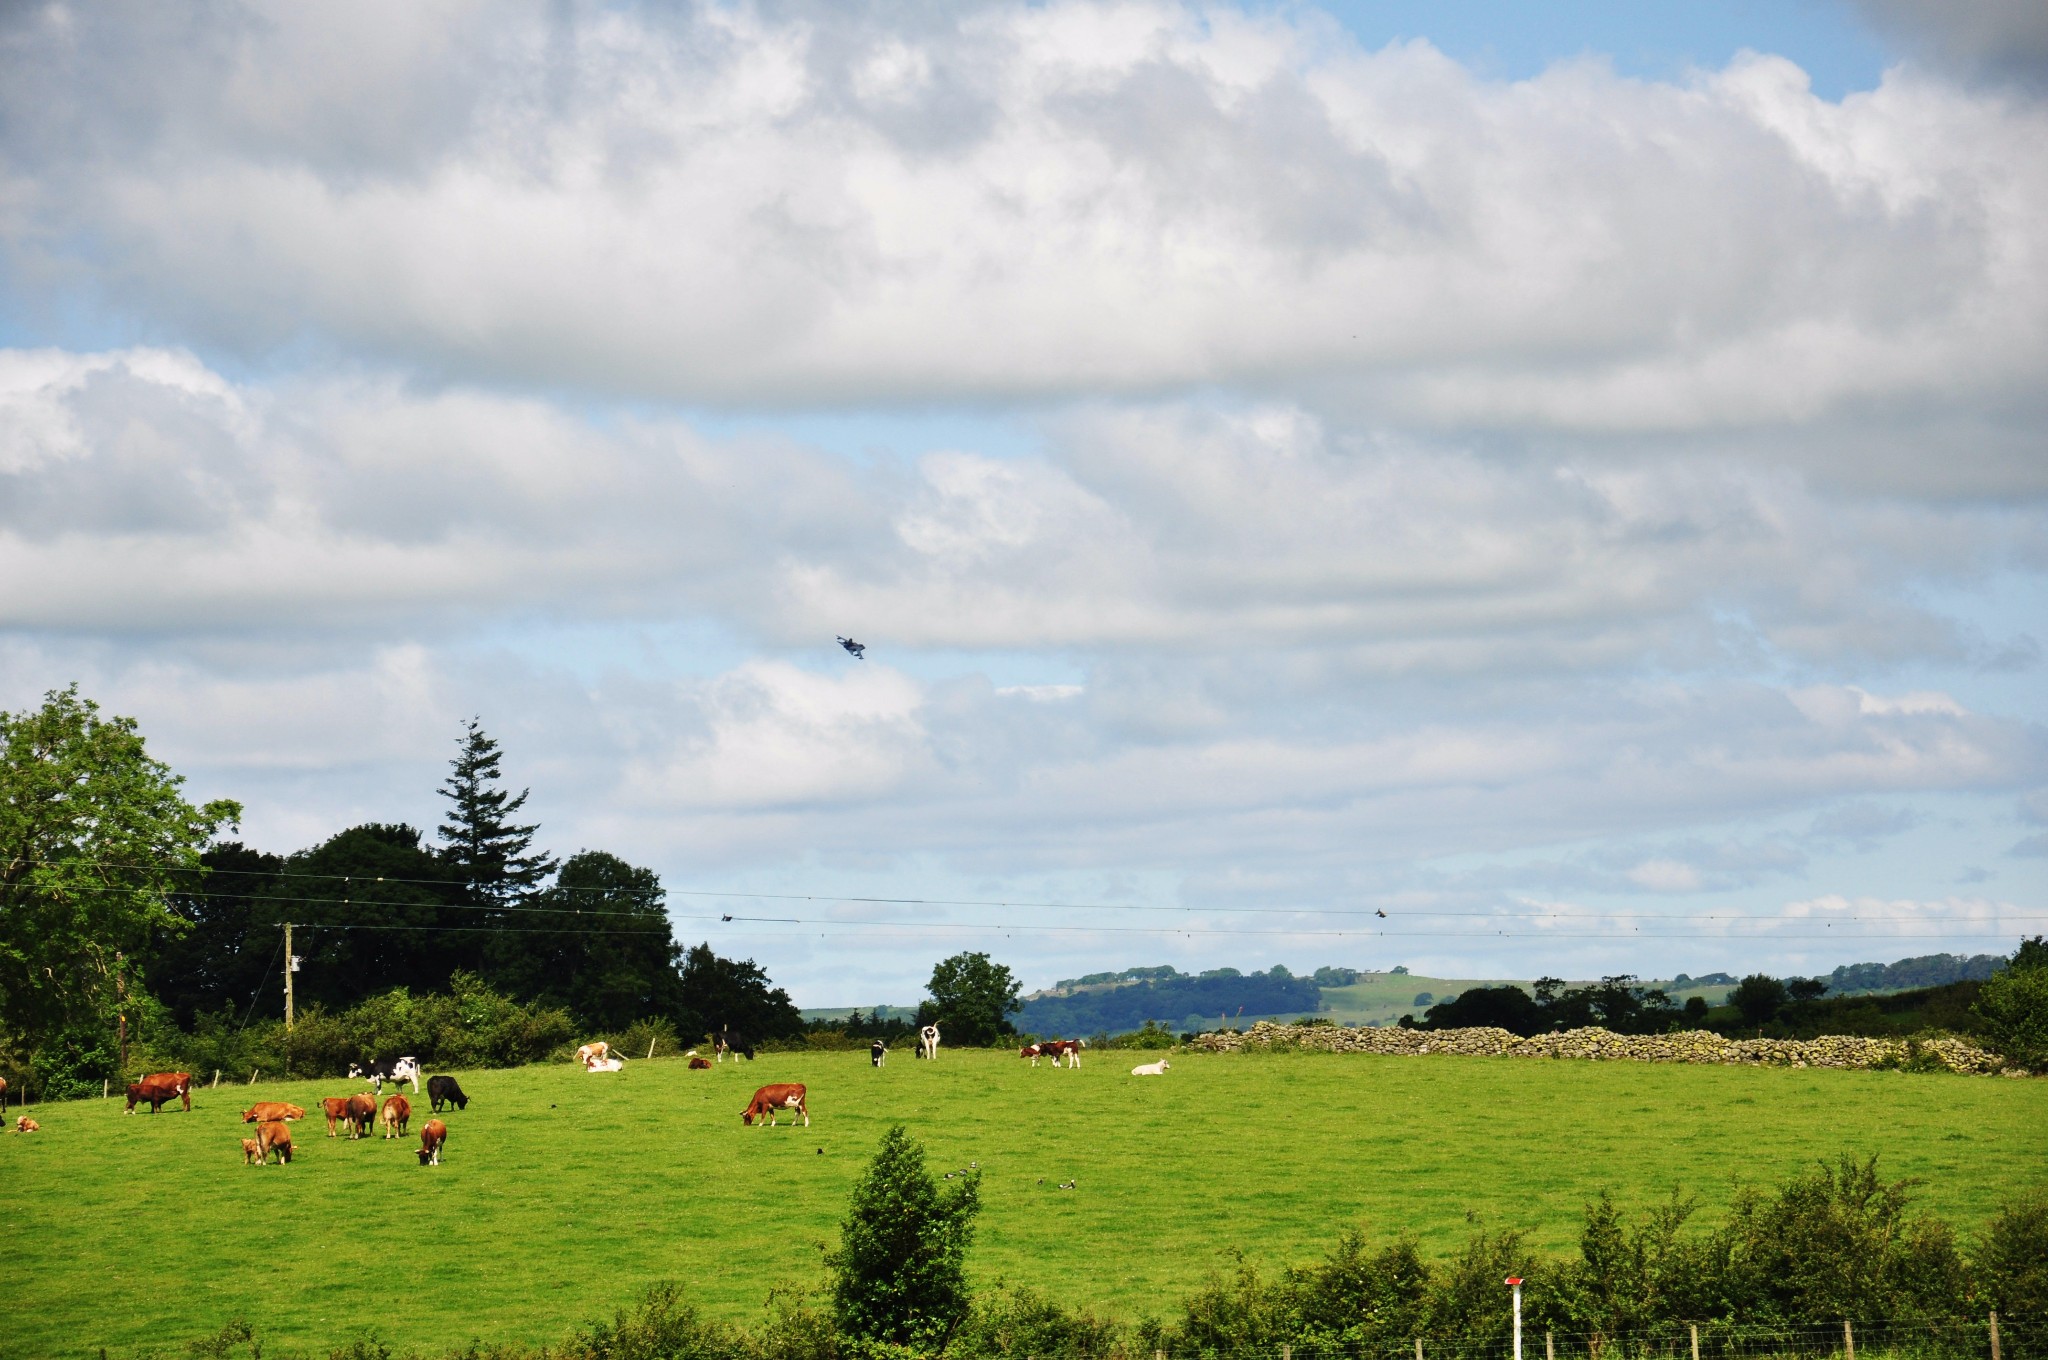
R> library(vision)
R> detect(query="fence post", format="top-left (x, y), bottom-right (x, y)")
top-left (1547, 1332), bottom-right (1555, 1360)
top-left (1690, 1324), bottom-right (1699, 1360)
top-left (212, 1070), bottom-right (220, 1089)
top-left (1990, 1312), bottom-right (2001, 1360)
top-left (1844, 1321), bottom-right (1854, 1360)
top-left (1416, 1339), bottom-right (1424, 1360)
top-left (249, 1069), bottom-right (259, 1085)
top-left (1283, 1346), bottom-right (1291, 1360)
top-left (102, 1079), bottom-right (108, 1099)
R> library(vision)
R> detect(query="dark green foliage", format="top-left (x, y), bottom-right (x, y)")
top-left (268, 823), bottom-right (469, 1010)
top-left (555, 1281), bottom-right (740, 1360)
top-left (1416, 977), bottom-right (1682, 1038)
top-left (829, 1125), bottom-right (981, 1346)
top-left (1974, 936), bottom-right (2048, 1070)
top-left (1732, 974), bottom-right (1790, 1026)
top-left (920, 952), bottom-right (1021, 1046)
top-left (1978, 1194), bottom-right (2048, 1359)
top-left (437, 718), bottom-right (558, 910)
top-left (1709, 1155), bottom-right (1971, 1326)
top-left (486, 851), bottom-right (685, 1031)
top-left (147, 842), bottom-right (285, 1027)
top-left (677, 942), bottom-right (804, 1043)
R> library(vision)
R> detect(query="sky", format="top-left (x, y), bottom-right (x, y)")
top-left (2, 0), bottom-right (2045, 1006)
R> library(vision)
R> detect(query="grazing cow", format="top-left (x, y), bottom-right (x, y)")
top-left (425, 1075), bottom-right (468, 1113)
top-left (241, 1137), bottom-right (263, 1165)
top-left (573, 1042), bottom-right (611, 1070)
top-left (713, 1029), bottom-right (755, 1062)
top-left (1040, 1039), bottom-right (1085, 1068)
top-left (345, 1092), bottom-right (378, 1139)
top-left (1020, 1042), bottom-right (1043, 1067)
top-left (241, 1102), bottom-right (305, 1124)
top-left (124, 1071), bottom-right (193, 1114)
top-left (257, 1119), bottom-right (293, 1164)
top-left (742, 1083), bottom-right (809, 1128)
top-left (14, 1116), bottom-right (38, 1133)
top-left (917, 1024), bottom-right (940, 1060)
top-left (417, 1119), bottom-right (447, 1165)
top-left (1130, 1059), bottom-right (1171, 1076)
top-left (381, 1094), bottom-right (411, 1138)
top-left (348, 1057), bottom-right (420, 1095)
top-left (871, 1040), bottom-right (888, 1067)
top-left (688, 1057), bottom-right (712, 1070)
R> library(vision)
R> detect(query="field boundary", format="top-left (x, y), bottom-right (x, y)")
top-left (1194, 1021), bottom-right (2021, 1074)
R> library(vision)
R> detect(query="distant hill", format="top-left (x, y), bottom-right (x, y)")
top-left (802, 948), bottom-right (2014, 1036)
top-left (1019, 966), bottom-right (1321, 1035)
top-left (1824, 953), bottom-right (2004, 994)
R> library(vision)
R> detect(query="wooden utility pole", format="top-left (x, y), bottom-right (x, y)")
top-left (283, 922), bottom-right (295, 1030)
top-left (1990, 1312), bottom-right (2001, 1360)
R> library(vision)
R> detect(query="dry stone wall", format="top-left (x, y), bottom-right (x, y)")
top-left (1189, 1020), bottom-right (2019, 1074)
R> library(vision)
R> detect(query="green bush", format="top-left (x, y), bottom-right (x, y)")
top-left (1975, 937), bottom-right (2048, 1071)
top-left (829, 1125), bottom-right (981, 1347)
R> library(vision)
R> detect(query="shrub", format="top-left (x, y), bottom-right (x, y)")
top-left (1975, 937), bottom-right (2048, 1071)
top-left (1978, 1194), bottom-right (2048, 1360)
top-left (829, 1125), bottom-right (981, 1347)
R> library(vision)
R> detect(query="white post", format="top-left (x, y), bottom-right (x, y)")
top-left (1507, 1278), bottom-right (1524, 1360)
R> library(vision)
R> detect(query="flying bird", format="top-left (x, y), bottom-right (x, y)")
top-left (837, 636), bottom-right (866, 659)
top-left (1376, 909), bottom-right (1387, 918)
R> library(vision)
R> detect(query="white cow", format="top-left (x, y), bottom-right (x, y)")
top-left (917, 1024), bottom-right (941, 1060)
top-left (1131, 1059), bottom-right (1172, 1076)
top-left (585, 1057), bottom-right (624, 1073)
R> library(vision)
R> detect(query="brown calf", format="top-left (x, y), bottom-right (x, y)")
top-left (381, 1094), bottom-right (411, 1138)
top-left (241, 1137), bottom-right (263, 1165)
top-left (688, 1056), bottom-right (712, 1070)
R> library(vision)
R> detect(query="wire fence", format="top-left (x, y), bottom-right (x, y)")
top-left (1140, 1316), bottom-right (2041, 1360)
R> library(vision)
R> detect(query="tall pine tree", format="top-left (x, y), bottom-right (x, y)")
top-left (436, 719), bottom-right (557, 911)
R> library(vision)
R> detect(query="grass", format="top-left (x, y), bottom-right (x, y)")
top-left (5, 1049), bottom-right (2042, 1359)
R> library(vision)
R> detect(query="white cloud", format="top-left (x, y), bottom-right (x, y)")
top-left (2, 3), bottom-right (2043, 485)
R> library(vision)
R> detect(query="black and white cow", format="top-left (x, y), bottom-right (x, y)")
top-left (870, 1039), bottom-right (887, 1067)
top-left (349, 1056), bottom-right (421, 1095)
top-left (713, 1029), bottom-right (755, 1062)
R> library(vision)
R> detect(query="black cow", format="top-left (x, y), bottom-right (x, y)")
top-left (713, 1029), bottom-right (755, 1062)
top-left (426, 1074), bottom-right (469, 1113)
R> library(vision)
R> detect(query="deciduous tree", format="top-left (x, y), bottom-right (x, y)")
top-left (0, 686), bottom-right (239, 1056)
top-left (921, 950), bottom-right (1021, 1045)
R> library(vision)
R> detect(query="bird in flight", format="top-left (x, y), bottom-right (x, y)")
top-left (837, 636), bottom-right (866, 659)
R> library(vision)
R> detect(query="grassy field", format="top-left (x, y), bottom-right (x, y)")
top-left (4, 1048), bottom-right (2041, 1359)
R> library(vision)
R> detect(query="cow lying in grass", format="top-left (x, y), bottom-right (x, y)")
top-left (15, 1116), bottom-right (38, 1133)
top-left (742, 1083), bottom-right (809, 1128)
top-left (1130, 1059), bottom-right (1171, 1076)
top-left (688, 1057), bottom-right (712, 1070)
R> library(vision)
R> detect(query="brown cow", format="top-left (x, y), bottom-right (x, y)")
top-left (258, 1119), bottom-right (293, 1165)
top-left (417, 1118), bottom-right (447, 1165)
top-left (241, 1102), bottom-right (305, 1124)
top-left (321, 1096), bottom-right (352, 1138)
top-left (345, 1092), bottom-right (377, 1140)
top-left (124, 1071), bottom-right (193, 1114)
top-left (241, 1137), bottom-right (263, 1165)
top-left (688, 1056), bottom-right (712, 1070)
top-left (15, 1116), bottom-right (38, 1133)
top-left (742, 1083), bottom-right (809, 1128)
top-left (381, 1094), bottom-right (411, 1138)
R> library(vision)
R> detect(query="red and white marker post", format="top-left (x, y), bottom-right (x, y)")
top-left (1505, 1278), bottom-right (1524, 1360)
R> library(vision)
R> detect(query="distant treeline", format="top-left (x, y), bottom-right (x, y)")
top-left (1020, 966), bottom-right (1321, 1035)
top-left (1825, 952), bottom-right (2005, 994)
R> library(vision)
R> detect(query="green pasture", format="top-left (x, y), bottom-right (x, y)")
top-left (3, 1049), bottom-right (2041, 1359)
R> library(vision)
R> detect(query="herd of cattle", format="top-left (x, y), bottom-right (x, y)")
top-left (49, 1023), bottom-right (1170, 1164)
top-left (111, 1066), bottom-right (467, 1168)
